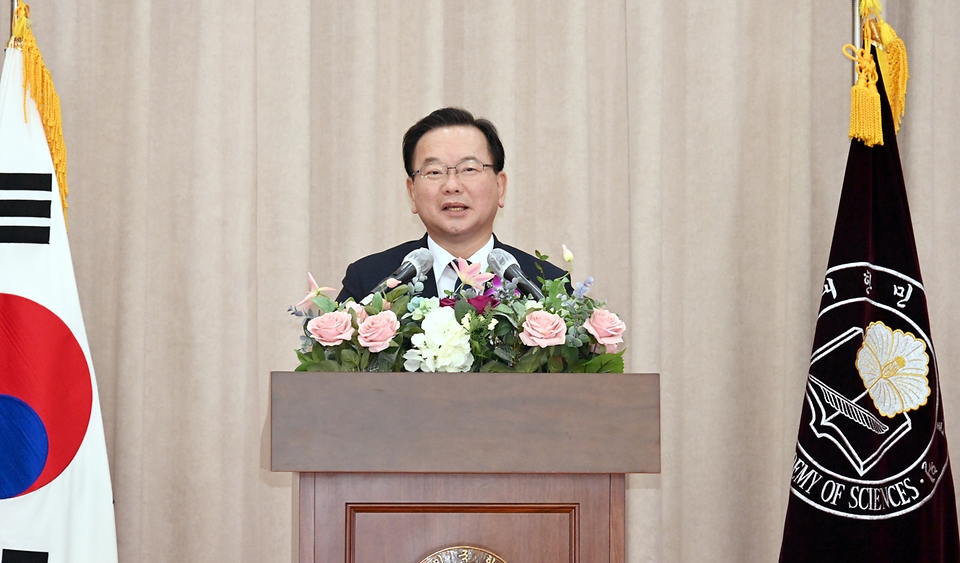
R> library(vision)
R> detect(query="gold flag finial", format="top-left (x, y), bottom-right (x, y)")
top-left (859, 0), bottom-right (882, 19)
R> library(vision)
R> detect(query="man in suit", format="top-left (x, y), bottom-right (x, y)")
top-left (337, 107), bottom-right (565, 302)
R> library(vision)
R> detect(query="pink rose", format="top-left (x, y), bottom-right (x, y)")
top-left (520, 311), bottom-right (567, 348)
top-left (583, 309), bottom-right (626, 353)
top-left (344, 301), bottom-right (368, 324)
top-left (307, 311), bottom-right (355, 346)
top-left (357, 310), bottom-right (400, 352)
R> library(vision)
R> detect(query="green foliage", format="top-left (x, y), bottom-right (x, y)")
top-left (453, 299), bottom-right (474, 323)
top-left (311, 294), bottom-right (337, 314)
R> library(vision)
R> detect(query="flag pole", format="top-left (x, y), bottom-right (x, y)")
top-left (4, 0), bottom-right (14, 49)
top-left (852, 0), bottom-right (861, 85)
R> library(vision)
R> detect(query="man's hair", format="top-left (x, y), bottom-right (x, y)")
top-left (402, 107), bottom-right (505, 177)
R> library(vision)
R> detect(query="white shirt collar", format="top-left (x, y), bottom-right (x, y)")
top-left (427, 235), bottom-right (495, 297)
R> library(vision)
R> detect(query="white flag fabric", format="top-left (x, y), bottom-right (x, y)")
top-left (0, 47), bottom-right (118, 563)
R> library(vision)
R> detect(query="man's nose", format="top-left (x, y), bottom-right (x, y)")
top-left (441, 169), bottom-right (462, 192)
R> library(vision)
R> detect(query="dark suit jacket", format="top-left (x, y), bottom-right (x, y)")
top-left (336, 234), bottom-right (567, 302)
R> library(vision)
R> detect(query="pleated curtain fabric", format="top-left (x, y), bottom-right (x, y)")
top-left (8, 1), bottom-right (960, 562)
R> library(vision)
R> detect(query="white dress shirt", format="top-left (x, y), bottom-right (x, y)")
top-left (427, 235), bottom-right (495, 297)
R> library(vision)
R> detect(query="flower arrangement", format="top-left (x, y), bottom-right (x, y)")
top-left (289, 246), bottom-right (626, 373)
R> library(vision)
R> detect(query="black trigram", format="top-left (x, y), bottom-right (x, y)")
top-left (0, 173), bottom-right (52, 244)
top-left (1, 549), bottom-right (49, 563)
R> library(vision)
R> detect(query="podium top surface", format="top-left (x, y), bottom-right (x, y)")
top-left (270, 371), bottom-right (660, 474)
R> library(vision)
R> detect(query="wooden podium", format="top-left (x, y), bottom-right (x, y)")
top-left (270, 371), bottom-right (660, 563)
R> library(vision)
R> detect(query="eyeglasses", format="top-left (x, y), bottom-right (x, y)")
top-left (412, 159), bottom-right (494, 182)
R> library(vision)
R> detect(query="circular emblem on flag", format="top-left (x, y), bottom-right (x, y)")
top-left (792, 264), bottom-right (950, 519)
top-left (0, 292), bottom-right (93, 498)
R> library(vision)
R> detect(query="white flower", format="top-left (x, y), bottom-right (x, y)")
top-left (403, 307), bottom-right (474, 372)
top-left (487, 318), bottom-right (498, 331)
top-left (461, 312), bottom-right (472, 330)
top-left (856, 321), bottom-right (930, 417)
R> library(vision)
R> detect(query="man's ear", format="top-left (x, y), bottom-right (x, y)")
top-left (497, 171), bottom-right (507, 208)
top-left (406, 177), bottom-right (418, 214)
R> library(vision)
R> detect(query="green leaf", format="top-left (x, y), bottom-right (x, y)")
top-left (479, 360), bottom-right (515, 372)
top-left (402, 324), bottom-right (424, 338)
top-left (384, 285), bottom-right (409, 302)
top-left (492, 303), bottom-right (513, 314)
top-left (493, 346), bottom-right (515, 363)
top-left (581, 355), bottom-right (601, 372)
top-left (493, 307), bottom-right (520, 329)
top-left (453, 299), bottom-right (474, 323)
top-left (377, 348), bottom-right (400, 371)
top-left (547, 354), bottom-right (564, 373)
top-left (391, 295), bottom-right (411, 317)
top-left (392, 350), bottom-right (408, 371)
top-left (312, 294), bottom-right (338, 314)
top-left (561, 345), bottom-right (580, 364)
top-left (516, 347), bottom-right (547, 373)
top-left (341, 348), bottom-right (361, 369)
top-left (309, 359), bottom-right (344, 372)
top-left (365, 294), bottom-right (383, 315)
top-left (581, 351), bottom-right (625, 373)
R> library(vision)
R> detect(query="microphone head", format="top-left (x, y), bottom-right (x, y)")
top-left (487, 248), bottom-right (519, 279)
top-left (403, 248), bottom-right (434, 277)
top-left (488, 248), bottom-right (544, 300)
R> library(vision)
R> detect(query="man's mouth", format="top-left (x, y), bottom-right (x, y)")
top-left (443, 203), bottom-right (468, 212)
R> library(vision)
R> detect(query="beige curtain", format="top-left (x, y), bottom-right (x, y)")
top-left (5, 0), bottom-right (959, 561)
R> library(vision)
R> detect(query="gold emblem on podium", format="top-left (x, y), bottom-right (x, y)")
top-left (418, 546), bottom-right (506, 563)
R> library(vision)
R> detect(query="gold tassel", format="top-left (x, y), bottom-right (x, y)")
top-left (843, 43), bottom-right (883, 147)
top-left (12, 2), bottom-right (69, 227)
top-left (879, 20), bottom-right (908, 132)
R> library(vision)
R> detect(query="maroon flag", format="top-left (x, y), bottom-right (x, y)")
top-left (779, 48), bottom-right (960, 562)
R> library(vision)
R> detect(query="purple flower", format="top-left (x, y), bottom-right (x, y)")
top-left (485, 275), bottom-right (520, 299)
top-left (573, 276), bottom-right (594, 299)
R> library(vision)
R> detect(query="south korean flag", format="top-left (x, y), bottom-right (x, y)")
top-left (0, 44), bottom-right (118, 563)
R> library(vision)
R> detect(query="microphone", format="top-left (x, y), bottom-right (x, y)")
top-left (362, 248), bottom-right (434, 304)
top-left (488, 248), bottom-right (545, 300)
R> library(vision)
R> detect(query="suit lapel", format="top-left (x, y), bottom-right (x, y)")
top-left (422, 269), bottom-right (439, 298)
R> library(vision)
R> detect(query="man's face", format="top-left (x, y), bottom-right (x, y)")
top-left (406, 125), bottom-right (507, 251)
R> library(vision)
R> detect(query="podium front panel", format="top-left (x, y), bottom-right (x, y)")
top-left (300, 472), bottom-right (624, 563)
top-left (271, 371), bottom-right (660, 474)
